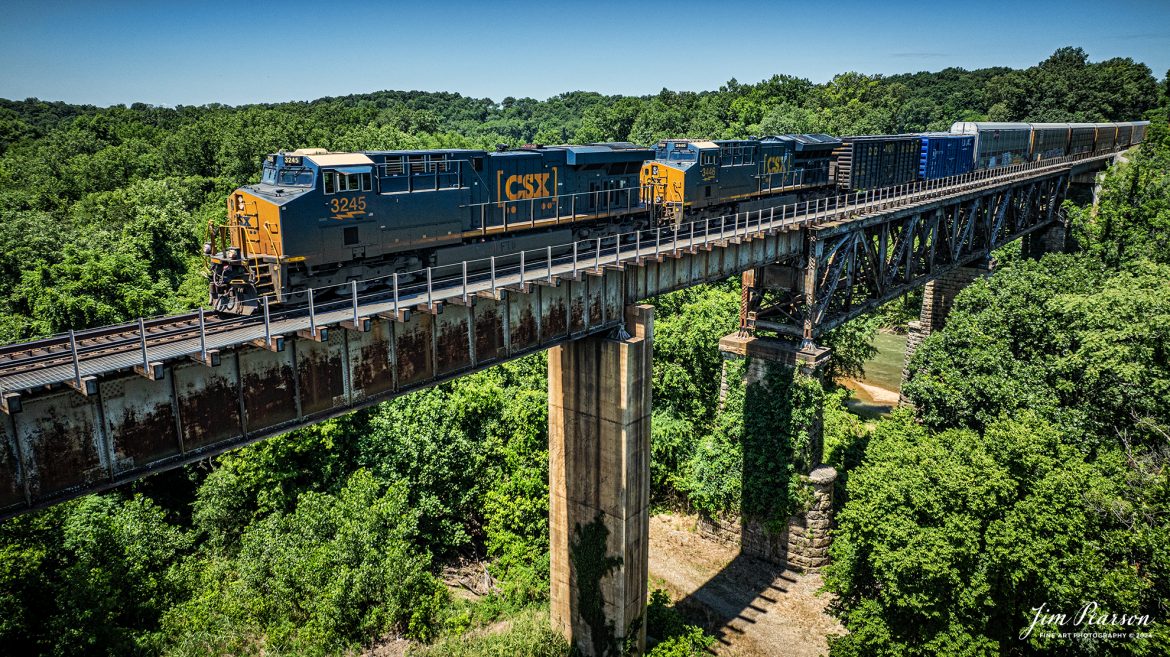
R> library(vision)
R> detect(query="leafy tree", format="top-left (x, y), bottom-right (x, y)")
top-left (0, 496), bottom-right (191, 657)
top-left (167, 471), bottom-right (445, 656)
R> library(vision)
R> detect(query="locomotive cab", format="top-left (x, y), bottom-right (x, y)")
top-left (207, 151), bottom-right (318, 314)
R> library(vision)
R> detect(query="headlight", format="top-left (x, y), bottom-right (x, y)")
top-left (236, 195), bottom-right (246, 212)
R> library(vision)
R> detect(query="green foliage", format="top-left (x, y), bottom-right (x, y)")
top-left (409, 606), bottom-right (570, 657)
top-left (357, 356), bottom-right (548, 563)
top-left (824, 412), bottom-right (1165, 656)
top-left (679, 358), bottom-right (825, 525)
top-left (0, 496), bottom-right (191, 657)
top-left (648, 410), bottom-right (699, 505)
top-left (820, 314), bottom-right (879, 381)
top-left (482, 385), bottom-right (551, 603)
top-left (1069, 119), bottom-right (1170, 269)
top-left (167, 470), bottom-right (445, 656)
top-left (191, 416), bottom-right (359, 551)
top-left (903, 254), bottom-right (1170, 444)
top-left (645, 589), bottom-right (716, 657)
top-left (650, 282), bottom-right (740, 421)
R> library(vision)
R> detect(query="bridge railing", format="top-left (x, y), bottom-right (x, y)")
top-left (0, 148), bottom-right (1118, 400)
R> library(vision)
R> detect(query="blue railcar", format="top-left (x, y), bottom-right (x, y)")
top-left (918, 133), bottom-right (975, 179)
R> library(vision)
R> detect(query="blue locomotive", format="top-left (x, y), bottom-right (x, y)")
top-left (209, 143), bottom-right (652, 313)
top-left (209, 120), bottom-right (1148, 314)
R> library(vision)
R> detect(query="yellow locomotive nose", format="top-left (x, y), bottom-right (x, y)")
top-left (641, 162), bottom-right (685, 225)
top-left (225, 190), bottom-right (284, 260)
top-left (207, 190), bottom-right (285, 314)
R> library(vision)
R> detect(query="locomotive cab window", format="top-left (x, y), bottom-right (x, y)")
top-left (323, 170), bottom-right (373, 194)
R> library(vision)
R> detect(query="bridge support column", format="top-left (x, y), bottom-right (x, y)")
top-left (900, 262), bottom-right (990, 405)
top-left (1024, 221), bottom-right (1069, 258)
top-left (710, 334), bottom-right (837, 571)
top-left (549, 304), bottom-right (652, 656)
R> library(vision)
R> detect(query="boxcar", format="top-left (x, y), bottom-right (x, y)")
top-left (950, 122), bottom-right (1032, 169)
top-left (832, 135), bottom-right (921, 190)
top-left (1115, 123), bottom-right (1134, 148)
top-left (1131, 120), bottom-right (1151, 145)
top-left (1029, 123), bottom-right (1071, 160)
top-left (918, 133), bottom-right (975, 179)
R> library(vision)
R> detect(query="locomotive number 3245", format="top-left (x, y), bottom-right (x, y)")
top-left (329, 196), bottom-right (367, 214)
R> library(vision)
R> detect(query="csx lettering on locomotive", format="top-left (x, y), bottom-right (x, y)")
top-left (502, 172), bottom-right (551, 200)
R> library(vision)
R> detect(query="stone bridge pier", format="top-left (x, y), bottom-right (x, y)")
top-left (900, 261), bottom-right (991, 405)
top-left (549, 304), bottom-right (652, 656)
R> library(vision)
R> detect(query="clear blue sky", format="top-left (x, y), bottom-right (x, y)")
top-left (1, 0), bottom-right (1166, 106)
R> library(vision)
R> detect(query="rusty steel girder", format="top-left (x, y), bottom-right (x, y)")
top-left (0, 229), bottom-right (805, 519)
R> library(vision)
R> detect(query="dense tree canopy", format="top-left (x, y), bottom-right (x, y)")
top-left (825, 126), bottom-right (1170, 656)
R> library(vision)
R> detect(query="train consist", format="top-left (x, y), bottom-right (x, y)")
top-left (208, 120), bottom-right (1149, 314)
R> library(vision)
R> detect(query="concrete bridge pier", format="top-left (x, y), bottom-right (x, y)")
top-left (548, 304), bottom-right (652, 656)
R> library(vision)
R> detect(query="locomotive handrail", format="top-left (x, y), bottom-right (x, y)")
top-left (465, 183), bottom-right (655, 233)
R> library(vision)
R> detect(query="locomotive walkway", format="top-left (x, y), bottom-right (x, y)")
top-left (0, 149), bottom-right (1120, 655)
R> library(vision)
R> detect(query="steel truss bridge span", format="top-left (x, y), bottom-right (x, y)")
top-left (0, 150), bottom-right (1118, 518)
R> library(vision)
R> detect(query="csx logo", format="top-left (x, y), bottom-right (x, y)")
top-left (503, 173), bottom-right (551, 200)
top-left (765, 155), bottom-right (788, 174)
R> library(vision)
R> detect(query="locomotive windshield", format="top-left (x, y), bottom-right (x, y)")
top-left (277, 168), bottom-right (314, 186)
top-left (261, 164), bottom-right (315, 187)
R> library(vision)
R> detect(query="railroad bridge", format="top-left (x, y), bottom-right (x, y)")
top-left (0, 152), bottom-right (1116, 654)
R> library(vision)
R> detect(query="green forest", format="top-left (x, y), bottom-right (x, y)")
top-left (0, 47), bottom-right (1167, 656)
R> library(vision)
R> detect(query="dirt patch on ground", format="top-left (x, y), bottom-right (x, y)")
top-left (360, 636), bottom-right (411, 657)
top-left (648, 513), bottom-right (845, 657)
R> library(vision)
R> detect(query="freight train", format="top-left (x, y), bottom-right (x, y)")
top-left (208, 120), bottom-right (1149, 314)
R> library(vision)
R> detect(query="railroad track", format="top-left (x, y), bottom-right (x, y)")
top-left (0, 151), bottom-right (1115, 393)
top-left (0, 312), bottom-right (232, 375)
